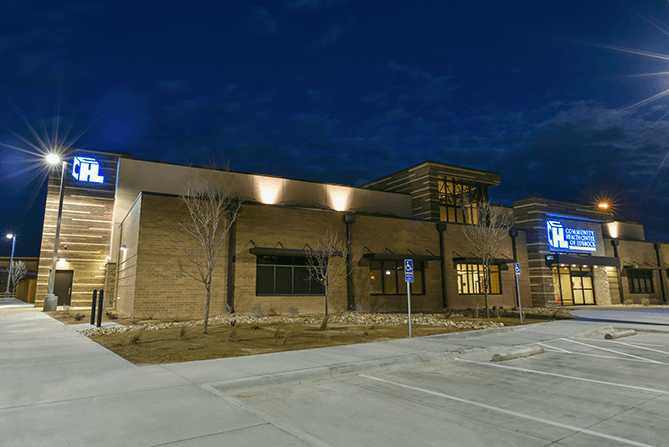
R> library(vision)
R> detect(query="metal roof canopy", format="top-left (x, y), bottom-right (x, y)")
top-left (545, 254), bottom-right (620, 268)
top-left (452, 257), bottom-right (516, 265)
top-left (249, 247), bottom-right (340, 257)
top-left (361, 253), bottom-right (441, 262)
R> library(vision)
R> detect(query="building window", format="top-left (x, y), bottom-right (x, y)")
top-left (456, 263), bottom-right (501, 295)
top-left (437, 177), bottom-right (485, 224)
top-left (256, 255), bottom-right (325, 296)
top-left (369, 260), bottom-right (425, 295)
top-left (628, 269), bottom-right (654, 294)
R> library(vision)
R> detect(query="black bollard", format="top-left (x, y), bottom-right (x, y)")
top-left (90, 289), bottom-right (98, 325)
top-left (96, 289), bottom-right (104, 328)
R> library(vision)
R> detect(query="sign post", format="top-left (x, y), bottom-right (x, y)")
top-left (404, 258), bottom-right (414, 337)
top-left (514, 262), bottom-right (524, 325)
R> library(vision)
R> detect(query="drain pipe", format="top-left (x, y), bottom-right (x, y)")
top-left (226, 221), bottom-right (237, 313)
top-left (611, 239), bottom-right (625, 305)
top-left (344, 213), bottom-right (356, 311)
top-left (654, 243), bottom-right (667, 304)
top-left (437, 222), bottom-right (448, 309)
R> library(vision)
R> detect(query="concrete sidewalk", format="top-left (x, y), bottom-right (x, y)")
top-left (571, 307), bottom-right (669, 326)
top-left (0, 307), bottom-right (653, 446)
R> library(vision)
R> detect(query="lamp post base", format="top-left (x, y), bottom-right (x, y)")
top-left (43, 294), bottom-right (58, 311)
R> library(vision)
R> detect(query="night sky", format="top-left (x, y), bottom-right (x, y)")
top-left (1, 0), bottom-right (669, 256)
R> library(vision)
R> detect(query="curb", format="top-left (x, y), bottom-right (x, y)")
top-left (209, 352), bottom-right (452, 393)
top-left (604, 329), bottom-right (637, 340)
top-left (491, 345), bottom-right (544, 362)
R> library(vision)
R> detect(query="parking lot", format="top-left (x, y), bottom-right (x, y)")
top-left (221, 329), bottom-right (669, 447)
top-left (4, 307), bottom-right (669, 446)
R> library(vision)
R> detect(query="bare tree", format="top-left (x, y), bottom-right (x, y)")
top-left (463, 201), bottom-right (513, 318)
top-left (305, 230), bottom-right (348, 330)
top-left (9, 260), bottom-right (27, 295)
top-left (180, 177), bottom-right (241, 334)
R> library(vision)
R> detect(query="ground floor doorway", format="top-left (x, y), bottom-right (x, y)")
top-left (552, 265), bottom-right (596, 306)
top-left (54, 270), bottom-right (74, 306)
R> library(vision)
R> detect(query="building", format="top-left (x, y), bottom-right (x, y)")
top-left (34, 151), bottom-right (668, 319)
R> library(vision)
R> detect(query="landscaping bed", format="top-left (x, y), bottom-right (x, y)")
top-left (85, 312), bottom-right (545, 364)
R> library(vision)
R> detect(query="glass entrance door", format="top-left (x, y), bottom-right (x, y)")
top-left (552, 265), bottom-right (596, 306)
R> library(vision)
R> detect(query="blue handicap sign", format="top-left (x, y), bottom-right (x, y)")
top-left (404, 258), bottom-right (414, 283)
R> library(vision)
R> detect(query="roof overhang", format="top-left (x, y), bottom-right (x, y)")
top-left (361, 253), bottom-right (441, 262)
top-left (452, 257), bottom-right (516, 265)
top-left (545, 254), bottom-right (620, 268)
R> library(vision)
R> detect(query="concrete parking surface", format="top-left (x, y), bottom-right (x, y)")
top-left (2, 306), bottom-right (669, 446)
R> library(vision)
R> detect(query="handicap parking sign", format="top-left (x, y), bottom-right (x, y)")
top-left (404, 258), bottom-right (414, 283)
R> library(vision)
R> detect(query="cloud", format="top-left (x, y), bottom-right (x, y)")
top-left (248, 7), bottom-right (278, 35)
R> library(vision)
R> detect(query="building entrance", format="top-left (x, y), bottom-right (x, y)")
top-left (552, 265), bottom-right (596, 306)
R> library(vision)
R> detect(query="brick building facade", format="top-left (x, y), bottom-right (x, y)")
top-left (36, 153), bottom-right (668, 319)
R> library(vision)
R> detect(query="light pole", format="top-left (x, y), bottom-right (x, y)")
top-left (4, 233), bottom-right (16, 296)
top-left (43, 152), bottom-right (67, 311)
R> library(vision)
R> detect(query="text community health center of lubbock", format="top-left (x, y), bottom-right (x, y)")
top-left (36, 150), bottom-right (669, 319)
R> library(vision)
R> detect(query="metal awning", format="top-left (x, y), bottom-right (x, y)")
top-left (452, 257), bottom-right (515, 265)
top-left (249, 247), bottom-right (335, 257)
top-left (361, 253), bottom-right (441, 262)
top-left (545, 254), bottom-right (620, 268)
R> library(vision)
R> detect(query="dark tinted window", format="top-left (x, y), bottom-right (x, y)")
top-left (256, 255), bottom-right (325, 295)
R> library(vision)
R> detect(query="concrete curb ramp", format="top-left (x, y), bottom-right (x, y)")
top-left (491, 345), bottom-right (544, 362)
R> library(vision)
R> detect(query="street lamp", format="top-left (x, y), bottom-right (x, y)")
top-left (4, 233), bottom-right (16, 296)
top-left (43, 152), bottom-right (67, 311)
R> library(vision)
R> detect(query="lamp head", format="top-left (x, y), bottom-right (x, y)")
top-left (45, 152), bottom-right (62, 166)
top-left (5, 233), bottom-right (14, 240)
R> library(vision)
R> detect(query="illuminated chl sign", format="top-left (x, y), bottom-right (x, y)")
top-left (546, 219), bottom-right (597, 253)
top-left (72, 156), bottom-right (104, 184)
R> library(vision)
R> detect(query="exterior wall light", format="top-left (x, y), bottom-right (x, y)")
top-left (254, 176), bottom-right (283, 205)
top-left (327, 185), bottom-right (351, 211)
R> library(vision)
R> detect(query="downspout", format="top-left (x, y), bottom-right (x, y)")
top-left (226, 221), bottom-right (237, 313)
top-left (344, 213), bottom-right (355, 311)
top-left (611, 239), bottom-right (625, 305)
top-left (654, 243), bottom-right (667, 304)
top-left (509, 228), bottom-right (521, 308)
top-left (437, 222), bottom-right (448, 309)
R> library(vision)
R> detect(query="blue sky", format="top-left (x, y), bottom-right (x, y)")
top-left (1, 0), bottom-right (669, 254)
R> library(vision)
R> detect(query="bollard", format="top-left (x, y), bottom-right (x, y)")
top-left (96, 289), bottom-right (104, 328)
top-left (90, 289), bottom-right (98, 325)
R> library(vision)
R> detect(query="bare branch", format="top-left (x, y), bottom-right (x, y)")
top-left (304, 230), bottom-right (349, 328)
top-left (180, 173), bottom-right (241, 333)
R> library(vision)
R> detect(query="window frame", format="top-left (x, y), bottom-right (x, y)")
top-left (255, 255), bottom-right (325, 296)
top-left (437, 177), bottom-right (486, 225)
top-left (369, 260), bottom-right (426, 296)
top-left (627, 269), bottom-right (655, 294)
top-left (456, 263), bottom-right (503, 295)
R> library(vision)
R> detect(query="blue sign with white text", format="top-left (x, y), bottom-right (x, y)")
top-left (72, 156), bottom-right (104, 184)
top-left (404, 258), bottom-right (414, 283)
top-left (546, 219), bottom-right (597, 253)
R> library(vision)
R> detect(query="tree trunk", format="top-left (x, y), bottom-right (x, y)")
top-left (203, 284), bottom-right (212, 334)
top-left (320, 283), bottom-right (329, 330)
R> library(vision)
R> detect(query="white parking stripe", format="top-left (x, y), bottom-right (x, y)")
top-left (603, 341), bottom-right (669, 356)
top-left (537, 342), bottom-right (570, 353)
top-left (561, 338), bottom-right (665, 364)
top-left (454, 358), bottom-right (669, 395)
top-left (544, 349), bottom-right (657, 364)
top-left (360, 374), bottom-right (656, 447)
